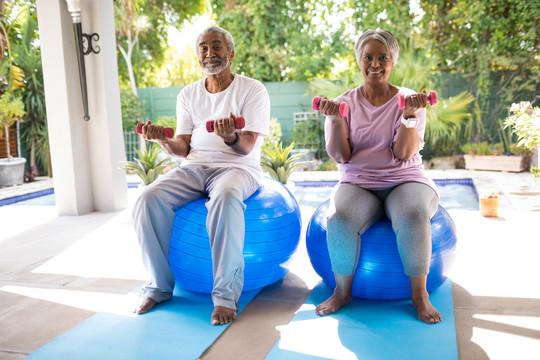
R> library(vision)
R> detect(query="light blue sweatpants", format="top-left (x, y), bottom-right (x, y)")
top-left (132, 164), bottom-right (260, 310)
top-left (327, 182), bottom-right (439, 277)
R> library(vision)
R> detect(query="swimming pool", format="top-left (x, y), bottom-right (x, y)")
top-left (293, 179), bottom-right (479, 211)
top-left (0, 179), bottom-right (478, 210)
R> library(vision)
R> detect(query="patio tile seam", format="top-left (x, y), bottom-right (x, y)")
top-left (0, 279), bottom-right (74, 288)
top-left (454, 306), bottom-right (540, 315)
top-left (249, 293), bottom-right (312, 303)
top-left (0, 349), bottom-right (30, 356)
top-left (0, 279), bottom-right (142, 294)
top-left (0, 257), bottom-right (59, 279)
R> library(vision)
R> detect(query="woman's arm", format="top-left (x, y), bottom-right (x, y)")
top-left (325, 116), bottom-right (351, 163)
top-left (392, 90), bottom-right (428, 161)
top-left (320, 97), bottom-right (351, 163)
top-left (392, 125), bottom-right (420, 161)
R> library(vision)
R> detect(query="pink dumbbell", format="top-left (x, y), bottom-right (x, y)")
top-left (206, 117), bottom-right (245, 133)
top-left (398, 91), bottom-right (437, 110)
top-left (136, 123), bottom-right (174, 139)
top-left (312, 96), bottom-right (349, 117)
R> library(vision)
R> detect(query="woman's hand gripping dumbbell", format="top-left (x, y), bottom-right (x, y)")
top-left (398, 91), bottom-right (437, 110)
top-left (312, 96), bottom-right (349, 118)
top-left (136, 121), bottom-right (174, 139)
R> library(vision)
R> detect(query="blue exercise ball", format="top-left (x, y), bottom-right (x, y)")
top-left (306, 200), bottom-right (457, 300)
top-left (169, 177), bottom-right (302, 293)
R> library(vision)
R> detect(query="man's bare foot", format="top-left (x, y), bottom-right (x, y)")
top-left (134, 297), bottom-right (157, 314)
top-left (211, 306), bottom-right (236, 325)
top-left (315, 292), bottom-right (352, 316)
top-left (411, 294), bottom-right (442, 324)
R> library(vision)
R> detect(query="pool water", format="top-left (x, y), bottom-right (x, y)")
top-left (2, 179), bottom-right (478, 211)
top-left (436, 183), bottom-right (479, 211)
top-left (292, 179), bottom-right (479, 211)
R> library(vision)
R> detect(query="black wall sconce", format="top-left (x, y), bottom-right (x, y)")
top-left (65, 0), bottom-right (100, 121)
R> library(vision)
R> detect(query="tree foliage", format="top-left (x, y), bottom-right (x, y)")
top-left (2, 2), bottom-right (49, 174)
top-left (347, 0), bottom-right (416, 41)
top-left (115, 0), bottom-right (206, 90)
top-left (419, 0), bottom-right (540, 142)
top-left (120, 87), bottom-right (145, 130)
top-left (210, 0), bottom-right (349, 81)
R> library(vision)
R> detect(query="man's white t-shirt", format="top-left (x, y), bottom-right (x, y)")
top-left (176, 74), bottom-right (270, 181)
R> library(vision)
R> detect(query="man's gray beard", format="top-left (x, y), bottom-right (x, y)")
top-left (201, 55), bottom-right (230, 76)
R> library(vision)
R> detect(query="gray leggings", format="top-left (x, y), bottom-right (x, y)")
top-left (327, 182), bottom-right (439, 277)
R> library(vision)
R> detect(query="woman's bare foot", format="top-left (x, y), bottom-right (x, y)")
top-left (409, 276), bottom-right (442, 324)
top-left (316, 273), bottom-right (354, 316)
top-left (211, 306), bottom-right (237, 325)
top-left (411, 293), bottom-right (442, 324)
top-left (316, 292), bottom-right (352, 316)
top-left (134, 297), bottom-right (157, 314)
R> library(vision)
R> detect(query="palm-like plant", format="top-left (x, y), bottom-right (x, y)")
top-left (425, 91), bottom-right (475, 149)
top-left (307, 45), bottom-right (475, 158)
top-left (0, 16), bottom-right (25, 161)
top-left (12, 5), bottom-right (49, 175)
top-left (260, 141), bottom-right (311, 185)
top-left (121, 145), bottom-right (174, 185)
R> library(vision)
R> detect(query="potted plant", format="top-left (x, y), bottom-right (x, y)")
top-left (0, 90), bottom-right (26, 187)
top-left (479, 188), bottom-right (499, 217)
top-left (461, 140), bottom-right (531, 172)
top-left (504, 101), bottom-right (540, 179)
top-left (0, 19), bottom-right (27, 187)
top-left (121, 145), bottom-right (175, 186)
top-left (260, 141), bottom-right (311, 186)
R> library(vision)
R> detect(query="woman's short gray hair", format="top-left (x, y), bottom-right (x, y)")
top-left (196, 26), bottom-right (235, 53)
top-left (354, 29), bottom-right (399, 66)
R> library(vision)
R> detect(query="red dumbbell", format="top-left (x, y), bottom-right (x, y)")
top-left (136, 123), bottom-right (174, 139)
top-left (398, 91), bottom-right (437, 110)
top-left (206, 117), bottom-right (245, 133)
top-left (312, 96), bottom-right (349, 118)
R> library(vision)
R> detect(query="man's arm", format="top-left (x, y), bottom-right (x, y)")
top-left (214, 113), bottom-right (259, 155)
top-left (141, 121), bottom-right (191, 158)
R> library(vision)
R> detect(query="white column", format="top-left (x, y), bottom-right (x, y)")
top-left (83, 0), bottom-right (128, 212)
top-left (36, 0), bottom-right (127, 215)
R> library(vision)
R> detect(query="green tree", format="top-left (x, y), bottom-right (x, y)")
top-left (11, 4), bottom-right (50, 176)
top-left (419, 0), bottom-right (540, 142)
top-left (348, 0), bottom-right (416, 41)
top-left (115, 0), bottom-right (206, 93)
top-left (308, 44), bottom-right (475, 158)
top-left (120, 87), bottom-right (145, 131)
top-left (210, 0), bottom-right (349, 81)
top-left (0, 0), bottom-right (26, 161)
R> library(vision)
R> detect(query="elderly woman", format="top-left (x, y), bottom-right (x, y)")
top-left (316, 29), bottom-right (441, 324)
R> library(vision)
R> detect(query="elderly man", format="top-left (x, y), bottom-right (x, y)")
top-left (133, 26), bottom-right (270, 325)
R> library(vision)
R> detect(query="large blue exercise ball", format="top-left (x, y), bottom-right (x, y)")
top-left (169, 177), bottom-right (302, 293)
top-left (306, 200), bottom-right (457, 300)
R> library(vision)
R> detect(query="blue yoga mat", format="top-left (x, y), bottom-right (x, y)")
top-left (266, 279), bottom-right (457, 360)
top-left (26, 286), bottom-right (260, 360)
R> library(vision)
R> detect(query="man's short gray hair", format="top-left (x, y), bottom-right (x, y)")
top-left (354, 29), bottom-right (399, 66)
top-left (196, 26), bottom-right (235, 53)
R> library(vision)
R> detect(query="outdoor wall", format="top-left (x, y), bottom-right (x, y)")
top-left (138, 81), bottom-right (315, 141)
top-left (137, 73), bottom-right (516, 145)
top-left (137, 75), bottom-right (477, 140)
